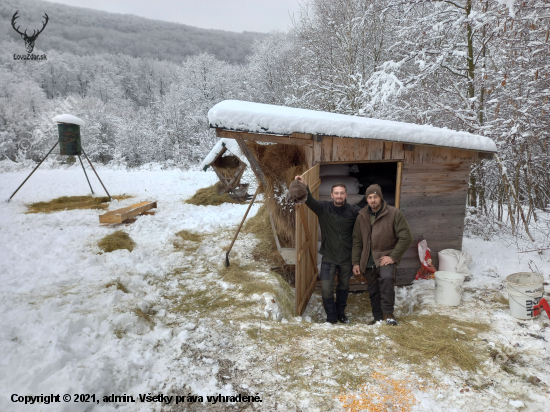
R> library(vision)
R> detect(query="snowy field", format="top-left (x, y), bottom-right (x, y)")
top-left (1, 162), bottom-right (549, 412)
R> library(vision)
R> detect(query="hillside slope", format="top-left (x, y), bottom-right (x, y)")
top-left (1, 0), bottom-right (265, 63)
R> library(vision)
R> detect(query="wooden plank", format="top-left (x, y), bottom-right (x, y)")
top-left (400, 194), bottom-right (468, 208)
top-left (313, 140), bottom-right (322, 165)
top-left (392, 142), bottom-right (405, 159)
top-left (383, 142), bottom-right (393, 160)
top-left (234, 137), bottom-right (268, 188)
top-left (291, 132), bottom-right (313, 140)
top-left (401, 185), bottom-right (467, 194)
top-left (304, 146), bottom-right (314, 168)
top-left (354, 139), bottom-right (370, 161)
top-left (413, 145), bottom-right (431, 164)
top-left (401, 177), bottom-right (469, 185)
top-left (100, 201), bottom-right (157, 224)
top-left (321, 136), bottom-right (333, 162)
top-left (368, 140), bottom-right (384, 160)
top-left (295, 164), bottom-right (320, 315)
top-left (402, 162), bottom-right (470, 173)
top-left (216, 128), bottom-right (313, 147)
top-left (400, 203), bottom-right (467, 213)
top-left (333, 137), bottom-right (354, 161)
top-left (400, 188), bottom-right (468, 198)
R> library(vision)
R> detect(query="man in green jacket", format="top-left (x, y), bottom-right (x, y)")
top-left (295, 175), bottom-right (361, 324)
top-left (352, 184), bottom-right (413, 325)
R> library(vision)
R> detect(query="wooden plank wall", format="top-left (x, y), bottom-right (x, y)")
top-left (397, 162), bottom-right (471, 285)
top-left (312, 137), bottom-right (477, 286)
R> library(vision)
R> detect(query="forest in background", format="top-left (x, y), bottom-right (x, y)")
top-left (0, 0), bottom-right (263, 63)
top-left (1, 0), bottom-right (549, 237)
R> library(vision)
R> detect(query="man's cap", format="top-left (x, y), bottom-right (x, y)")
top-left (365, 184), bottom-right (383, 201)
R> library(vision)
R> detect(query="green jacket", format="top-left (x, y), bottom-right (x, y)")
top-left (304, 187), bottom-right (361, 264)
top-left (352, 201), bottom-right (413, 270)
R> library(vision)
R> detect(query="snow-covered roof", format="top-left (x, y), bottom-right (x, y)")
top-left (53, 114), bottom-right (85, 126)
top-left (199, 138), bottom-right (250, 171)
top-left (208, 100), bottom-right (497, 153)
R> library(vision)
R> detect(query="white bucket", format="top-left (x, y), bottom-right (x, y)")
top-left (434, 271), bottom-right (465, 306)
top-left (505, 272), bottom-right (544, 320)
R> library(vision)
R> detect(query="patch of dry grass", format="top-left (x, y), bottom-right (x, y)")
top-left (219, 263), bottom-right (296, 319)
top-left (26, 195), bottom-right (131, 213)
top-left (105, 280), bottom-right (129, 293)
top-left (173, 230), bottom-right (204, 252)
top-left (98, 230), bottom-right (135, 253)
top-left (383, 313), bottom-right (490, 371)
top-left (185, 183), bottom-right (240, 206)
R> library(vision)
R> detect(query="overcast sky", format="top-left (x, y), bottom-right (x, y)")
top-left (50, 0), bottom-right (303, 33)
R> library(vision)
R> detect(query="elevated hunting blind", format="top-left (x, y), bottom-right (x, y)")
top-left (208, 100), bottom-right (497, 315)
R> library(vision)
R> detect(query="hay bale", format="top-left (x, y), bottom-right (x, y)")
top-left (98, 230), bottom-right (135, 253)
top-left (246, 142), bottom-right (308, 247)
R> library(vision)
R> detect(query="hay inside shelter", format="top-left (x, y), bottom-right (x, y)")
top-left (246, 142), bottom-right (308, 247)
top-left (98, 230), bottom-right (135, 253)
top-left (243, 204), bottom-right (285, 266)
top-left (212, 154), bottom-right (242, 179)
top-left (185, 183), bottom-right (240, 206)
top-left (26, 195), bottom-right (131, 213)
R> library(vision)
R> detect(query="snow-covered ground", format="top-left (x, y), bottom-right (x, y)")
top-left (0, 162), bottom-right (549, 412)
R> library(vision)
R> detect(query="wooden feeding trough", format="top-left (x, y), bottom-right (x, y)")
top-left (99, 201), bottom-right (157, 225)
top-left (208, 100), bottom-right (497, 315)
top-left (200, 138), bottom-right (250, 199)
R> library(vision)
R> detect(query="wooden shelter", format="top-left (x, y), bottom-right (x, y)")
top-left (200, 138), bottom-right (250, 198)
top-left (208, 100), bottom-right (497, 315)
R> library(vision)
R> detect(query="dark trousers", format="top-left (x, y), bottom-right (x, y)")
top-left (365, 264), bottom-right (396, 319)
top-left (319, 261), bottom-right (352, 299)
top-left (320, 261), bottom-right (352, 321)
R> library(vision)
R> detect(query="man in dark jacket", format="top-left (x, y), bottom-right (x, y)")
top-left (352, 184), bottom-right (413, 326)
top-left (295, 175), bottom-right (361, 324)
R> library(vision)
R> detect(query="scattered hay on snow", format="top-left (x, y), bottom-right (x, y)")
top-left (105, 280), bottom-right (129, 293)
top-left (173, 230), bottom-right (204, 252)
top-left (98, 230), bottom-right (135, 253)
top-left (185, 183), bottom-right (240, 206)
top-left (26, 195), bottom-right (131, 213)
top-left (383, 313), bottom-right (490, 371)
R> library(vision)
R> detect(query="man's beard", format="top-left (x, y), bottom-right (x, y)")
top-left (333, 198), bottom-right (345, 206)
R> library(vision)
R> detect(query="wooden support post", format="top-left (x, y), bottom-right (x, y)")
top-left (395, 161), bottom-right (402, 209)
top-left (234, 136), bottom-right (268, 188)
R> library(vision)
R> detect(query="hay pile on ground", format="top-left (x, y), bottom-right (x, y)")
top-left (185, 183), bottom-right (240, 206)
top-left (26, 195), bottom-right (131, 213)
top-left (98, 230), bottom-right (135, 253)
top-left (384, 314), bottom-right (490, 371)
top-left (246, 142), bottom-right (307, 247)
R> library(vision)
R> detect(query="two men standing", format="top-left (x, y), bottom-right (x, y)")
top-left (296, 176), bottom-right (413, 326)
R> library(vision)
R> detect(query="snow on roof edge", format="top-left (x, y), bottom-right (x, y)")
top-left (208, 100), bottom-right (497, 153)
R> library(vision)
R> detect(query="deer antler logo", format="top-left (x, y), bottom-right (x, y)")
top-left (11, 10), bottom-right (49, 54)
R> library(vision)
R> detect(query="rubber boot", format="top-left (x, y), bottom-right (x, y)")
top-left (335, 289), bottom-right (349, 323)
top-left (322, 298), bottom-right (337, 324)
